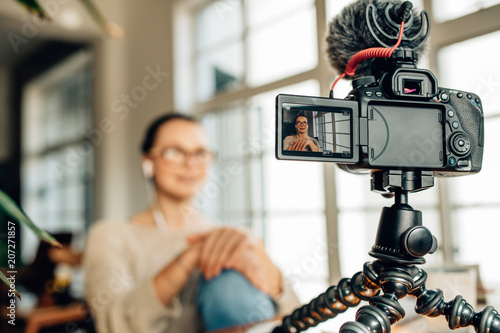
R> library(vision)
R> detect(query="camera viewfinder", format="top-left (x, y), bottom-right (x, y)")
top-left (403, 79), bottom-right (422, 95)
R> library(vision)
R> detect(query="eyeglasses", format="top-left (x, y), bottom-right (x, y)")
top-left (296, 121), bottom-right (308, 126)
top-left (149, 147), bottom-right (215, 166)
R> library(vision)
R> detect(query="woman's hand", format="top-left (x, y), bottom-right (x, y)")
top-left (287, 138), bottom-right (318, 151)
top-left (188, 228), bottom-right (282, 295)
top-left (154, 240), bottom-right (204, 306)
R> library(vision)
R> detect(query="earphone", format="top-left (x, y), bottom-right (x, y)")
top-left (142, 160), bottom-right (154, 179)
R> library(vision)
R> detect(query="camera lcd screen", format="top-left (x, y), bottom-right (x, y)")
top-left (367, 103), bottom-right (445, 168)
top-left (276, 94), bottom-right (359, 163)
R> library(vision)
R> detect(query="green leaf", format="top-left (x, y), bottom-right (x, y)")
top-left (0, 270), bottom-right (21, 300)
top-left (78, 0), bottom-right (124, 38)
top-left (14, 0), bottom-right (123, 39)
top-left (14, 0), bottom-right (50, 20)
top-left (0, 190), bottom-right (62, 248)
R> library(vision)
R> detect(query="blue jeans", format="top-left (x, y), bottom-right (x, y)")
top-left (197, 269), bottom-right (277, 331)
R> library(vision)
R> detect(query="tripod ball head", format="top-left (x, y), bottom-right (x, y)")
top-left (369, 181), bottom-right (438, 265)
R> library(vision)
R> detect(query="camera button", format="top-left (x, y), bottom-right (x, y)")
top-left (467, 94), bottom-right (473, 99)
top-left (449, 157), bottom-right (456, 166)
top-left (458, 160), bottom-right (469, 168)
top-left (447, 110), bottom-right (455, 118)
top-left (450, 132), bottom-right (472, 156)
top-left (375, 91), bottom-right (383, 97)
top-left (452, 121), bottom-right (460, 129)
top-left (365, 91), bottom-right (373, 97)
top-left (457, 93), bottom-right (464, 98)
top-left (440, 92), bottom-right (449, 102)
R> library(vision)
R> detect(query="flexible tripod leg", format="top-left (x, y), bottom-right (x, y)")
top-left (339, 260), bottom-right (420, 332)
top-left (272, 262), bottom-right (381, 333)
top-left (411, 270), bottom-right (500, 332)
top-left (272, 253), bottom-right (500, 333)
top-left (341, 263), bottom-right (500, 333)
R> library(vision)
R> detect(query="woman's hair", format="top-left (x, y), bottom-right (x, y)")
top-left (141, 113), bottom-right (199, 154)
top-left (294, 113), bottom-right (307, 123)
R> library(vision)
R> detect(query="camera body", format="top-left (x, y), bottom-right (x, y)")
top-left (276, 52), bottom-right (484, 177)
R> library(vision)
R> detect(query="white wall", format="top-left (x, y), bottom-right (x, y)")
top-left (91, 0), bottom-right (176, 220)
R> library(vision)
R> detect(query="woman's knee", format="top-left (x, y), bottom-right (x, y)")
top-left (197, 270), bottom-right (276, 330)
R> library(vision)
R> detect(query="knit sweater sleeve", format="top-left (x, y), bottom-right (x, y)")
top-left (283, 136), bottom-right (295, 150)
top-left (83, 221), bottom-right (182, 333)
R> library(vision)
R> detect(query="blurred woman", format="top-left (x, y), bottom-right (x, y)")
top-left (83, 113), bottom-right (299, 333)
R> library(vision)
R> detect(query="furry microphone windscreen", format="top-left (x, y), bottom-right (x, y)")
top-left (326, 0), bottom-right (428, 79)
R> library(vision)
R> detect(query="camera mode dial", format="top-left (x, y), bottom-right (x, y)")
top-left (449, 132), bottom-right (472, 157)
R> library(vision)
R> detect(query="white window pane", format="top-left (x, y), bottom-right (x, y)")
top-left (245, 103), bottom-right (269, 156)
top-left (22, 87), bottom-right (45, 154)
top-left (447, 117), bottom-right (500, 205)
top-left (63, 74), bottom-right (91, 141)
top-left (438, 30), bottom-right (500, 116)
top-left (246, 0), bottom-right (314, 27)
top-left (197, 164), bottom-right (220, 221)
top-left (454, 207), bottom-right (500, 285)
top-left (247, 8), bottom-right (317, 87)
top-left (21, 157), bottom-right (44, 195)
top-left (220, 214), bottom-right (248, 228)
top-left (199, 157), bottom-right (246, 221)
top-left (338, 211), bottom-right (378, 277)
top-left (326, 0), bottom-right (360, 20)
top-left (265, 213), bottom-right (328, 301)
top-left (223, 160), bottom-right (247, 213)
top-left (45, 88), bottom-right (64, 146)
top-left (249, 157), bottom-right (264, 212)
top-left (196, 0), bottom-right (243, 50)
top-left (432, 0), bottom-right (500, 22)
top-left (331, 79), bottom-right (354, 98)
top-left (200, 110), bottom-right (247, 218)
top-left (64, 185), bottom-right (84, 211)
top-left (335, 170), bottom-right (389, 209)
top-left (264, 152), bottom-right (325, 212)
top-left (219, 107), bottom-right (246, 159)
top-left (196, 42), bottom-right (244, 101)
top-left (201, 113), bottom-right (218, 153)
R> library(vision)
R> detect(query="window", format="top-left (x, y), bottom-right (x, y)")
top-left (21, 50), bottom-right (93, 264)
top-left (432, 0), bottom-right (500, 22)
top-left (195, 1), bottom-right (245, 101)
top-left (315, 111), bottom-right (351, 153)
top-left (175, 0), bottom-right (500, 326)
top-left (192, 0), bottom-right (318, 103)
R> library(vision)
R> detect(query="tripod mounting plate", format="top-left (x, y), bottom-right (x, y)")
top-left (371, 169), bottom-right (434, 195)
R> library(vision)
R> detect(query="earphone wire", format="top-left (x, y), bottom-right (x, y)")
top-left (141, 164), bottom-right (169, 233)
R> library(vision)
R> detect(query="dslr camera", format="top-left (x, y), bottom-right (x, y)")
top-left (276, 1), bottom-right (484, 178)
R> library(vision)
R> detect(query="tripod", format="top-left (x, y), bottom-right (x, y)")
top-left (272, 170), bottom-right (500, 333)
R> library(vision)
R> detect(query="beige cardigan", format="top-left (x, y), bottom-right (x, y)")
top-left (82, 220), bottom-right (300, 333)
